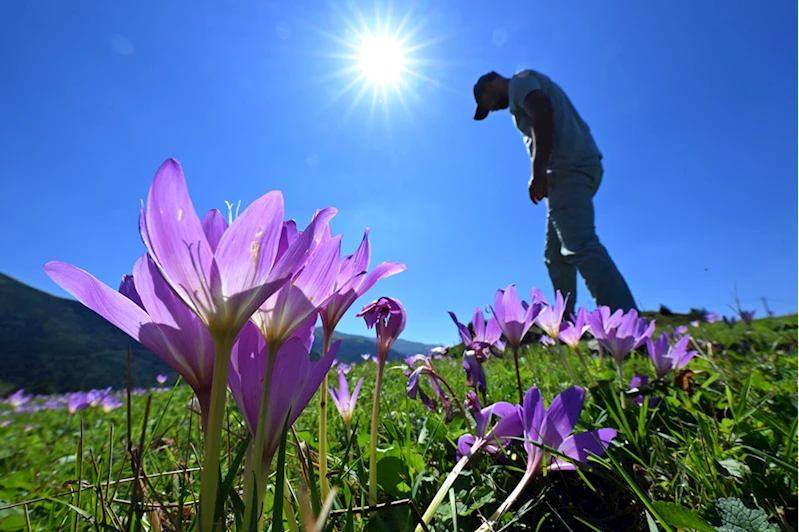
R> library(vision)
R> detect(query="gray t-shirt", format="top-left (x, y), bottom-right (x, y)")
top-left (508, 69), bottom-right (602, 171)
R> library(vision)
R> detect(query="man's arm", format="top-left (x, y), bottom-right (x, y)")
top-left (523, 90), bottom-right (554, 176)
top-left (523, 90), bottom-right (554, 204)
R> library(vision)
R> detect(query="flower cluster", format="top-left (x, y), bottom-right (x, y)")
top-left (43, 158), bottom-right (405, 529)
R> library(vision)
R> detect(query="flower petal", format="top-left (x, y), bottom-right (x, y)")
top-left (457, 434), bottom-right (477, 458)
top-left (350, 377), bottom-right (364, 409)
top-left (215, 190), bottom-right (284, 301)
top-left (541, 386), bottom-right (585, 449)
top-left (44, 261), bottom-right (154, 347)
top-left (202, 209), bottom-right (229, 253)
top-left (448, 311), bottom-right (473, 346)
top-left (143, 159), bottom-right (214, 316)
top-left (551, 428), bottom-right (617, 469)
top-left (133, 254), bottom-right (215, 390)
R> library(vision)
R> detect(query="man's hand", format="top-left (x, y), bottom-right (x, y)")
top-left (528, 167), bottom-right (548, 205)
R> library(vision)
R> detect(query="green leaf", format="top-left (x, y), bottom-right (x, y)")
top-left (651, 501), bottom-right (716, 532)
top-left (716, 459), bottom-right (751, 481)
top-left (376, 456), bottom-right (410, 498)
top-left (710, 498), bottom-right (779, 532)
top-left (272, 413), bottom-right (292, 532)
top-left (0, 513), bottom-right (26, 532)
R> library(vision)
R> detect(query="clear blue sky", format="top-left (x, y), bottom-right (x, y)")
top-left (1, 1), bottom-right (796, 345)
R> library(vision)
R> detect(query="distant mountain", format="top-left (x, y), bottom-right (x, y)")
top-left (0, 274), bottom-right (438, 394)
top-left (311, 328), bottom-right (439, 364)
top-left (0, 273), bottom-right (171, 395)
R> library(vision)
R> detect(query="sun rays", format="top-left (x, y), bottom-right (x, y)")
top-left (313, 2), bottom-right (441, 124)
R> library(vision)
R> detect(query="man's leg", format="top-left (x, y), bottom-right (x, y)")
top-left (547, 164), bottom-right (637, 313)
top-left (544, 208), bottom-right (578, 317)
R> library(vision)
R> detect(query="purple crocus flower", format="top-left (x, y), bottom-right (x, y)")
top-left (252, 232), bottom-right (342, 351)
top-left (491, 284), bottom-right (544, 402)
top-left (406, 354), bottom-right (456, 422)
top-left (228, 321), bottom-right (339, 475)
top-left (690, 320), bottom-right (700, 328)
top-left (740, 310), bottom-right (756, 325)
top-left (67, 392), bottom-right (90, 414)
top-left (586, 308), bottom-right (655, 367)
top-left (429, 346), bottom-right (449, 359)
top-left (320, 228), bottom-right (406, 344)
top-left (462, 350), bottom-right (488, 397)
top-left (532, 289), bottom-right (569, 340)
top-left (448, 307), bottom-right (504, 358)
top-left (520, 386), bottom-right (616, 476)
top-left (156, 374), bottom-right (168, 385)
top-left (704, 311), bottom-right (720, 323)
top-left (329, 370), bottom-right (364, 426)
top-left (8, 389), bottom-right (32, 410)
top-left (558, 307), bottom-right (590, 350)
top-left (360, 353), bottom-right (371, 361)
top-left (359, 296), bottom-right (406, 503)
top-left (136, 158), bottom-right (334, 341)
top-left (646, 333), bottom-right (697, 380)
top-left (87, 387), bottom-right (113, 408)
top-left (628, 374), bottom-right (658, 407)
top-left (357, 297), bottom-right (406, 363)
top-left (100, 395), bottom-right (124, 413)
top-left (672, 325), bottom-right (688, 341)
top-left (490, 285), bottom-right (542, 350)
top-left (475, 386), bottom-right (617, 531)
top-left (723, 315), bottom-right (738, 328)
top-left (456, 391), bottom-right (521, 458)
top-left (539, 335), bottom-right (556, 346)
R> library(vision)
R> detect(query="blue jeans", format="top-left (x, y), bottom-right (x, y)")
top-left (544, 162), bottom-right (637, 317)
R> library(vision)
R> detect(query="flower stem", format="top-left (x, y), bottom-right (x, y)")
top-left (513, 345), bottom-right (524, 404)
top-left (436, 372), bottom-right (472, 433)
top-left (556, 342), bottom-right (579, 385)
top-left (318, 334), bottom-right (332, 501)
top-left (415, 440), bottom-right (480, 532)
top-left (616, 363), bottom-right (626, 409)
top-left (572, 345), bottom-right (596, 387)
top-left (368, 359), bottom-right (386, 504)
top-left (199, 334), bottom-right (235, 532)
top-left (242, 341), bottom-right (278, 532)
top-left (475, 469), bottom-right (535, 531)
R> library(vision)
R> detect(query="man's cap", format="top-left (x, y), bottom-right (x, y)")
top-left (473, 71), bottom-right (500, 121)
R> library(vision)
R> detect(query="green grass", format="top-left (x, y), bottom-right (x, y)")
top-left (0, 315), bottom-right (796, 531)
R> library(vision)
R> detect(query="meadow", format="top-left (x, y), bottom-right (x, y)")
top-left (0, 311), bottom-right (795, 532)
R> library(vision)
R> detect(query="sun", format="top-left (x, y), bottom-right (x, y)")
top-left (311, 2), bottom-right (441, 122)
top-left (356, 34), bottom-right (407, 85)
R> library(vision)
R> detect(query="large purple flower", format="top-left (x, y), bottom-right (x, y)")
top-left (519, 386), bottom-right (616, 476)
top-left (490, 285), bottom-right (542, 350)
top-left (137, 158), bottom-right (333, 342)
top-left (558, 307), bottom-right (590, 350)
top-left (532, 289), bottom-right (569, 340)
top-left (586, 308), bottom-right (655, 367)
top-left (448, 307), bottom-right (504, 358)
top-left (646, 332), bottom-right (697, 380)
top-left (491, 284), bottom-right (543, 403)
top-left (228, 321), bottom-right (339, 474)
top-left (252, 229), bottom-right (342, 351)
top-left (456, 392), bottom-right (522, 458)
